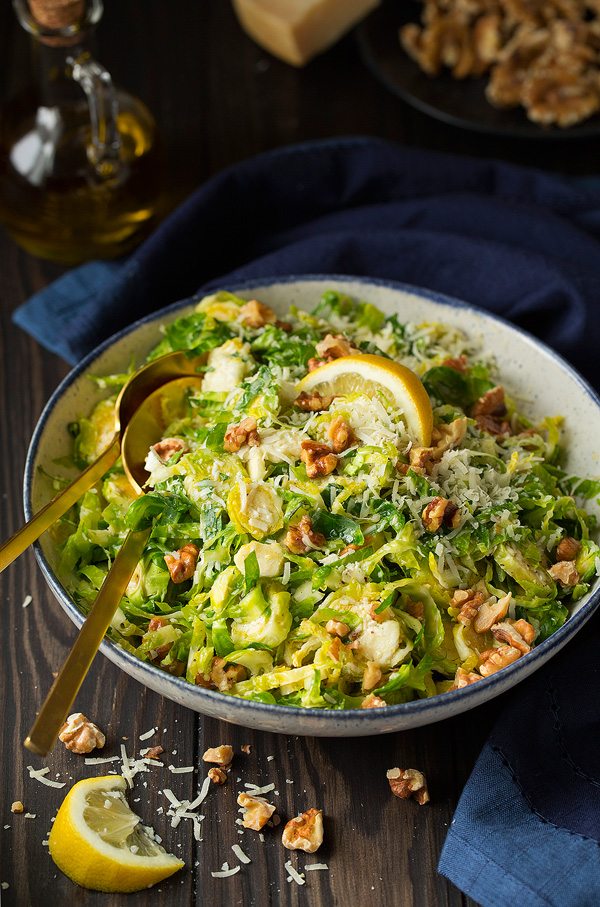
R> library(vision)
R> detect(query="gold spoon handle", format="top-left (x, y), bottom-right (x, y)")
top-left (0, 435), bottom-right (121, 574)
top-left (24, 526), bottom-right (151, 756)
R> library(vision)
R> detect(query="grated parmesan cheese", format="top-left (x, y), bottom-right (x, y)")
top-left (21, 595), bottom-right (32, 609)
top-left (305, 863), bottom-right (329, 871)
top-left (139, 728), bottom-right (157, 741)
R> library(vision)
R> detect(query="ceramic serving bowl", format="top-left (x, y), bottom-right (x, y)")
top-left (24, 276), bottom-right (600, 736)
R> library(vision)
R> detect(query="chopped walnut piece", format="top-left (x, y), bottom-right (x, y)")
top-left (151, 437), bottom-right (188, 463)
top-left (210, 657), bottom-right (248, 691)
top-left (409, 446), bottom-right (435, 473)
top-left (240, 299), bottom-right (277, 328)
top-left (452, 667), bottom-right (482, 689)
top-left (164, 543), bottom-right (199, 584)
top-left (223, 417), bottom-right (260, 452)
top-left (387, 768), bottom-right (430, 805)
top-left (360, 693), bottom-right (387, 709)
top-left (237, 792), bottom-right (276, 830)
top-left (208, 767), bottom-right (228, 785)
top-left (363, 661), bottom-right (383, 691)
top-left (315, 333), bottom-right (356, 360)
top-left (241, 744), bottom-right (252, 755)
top-left (285, 514), bottom-right (326, 554)
top-left (441, 355), bottom-right (468, 372)
top-left (294, 390), bottom-right (333, 412)
top-left (473, 592), bottom-right (512, 634)
top-left (453, 588), bottom-right (486, 626)
top-left (307, 357), bottom-right (328, 372)
top-left (434, 416), bottom-right (468, 454)
top-left (339, 542), bottom-right (362, 557)
top-left (472, 385), bottom-right (506, 417)
top-left (147, 616), bottom-right (173, 661)
top-left (202, 744), bottom-right (234, 766)
top-left (511, 618), bottom-right (536, 645)
top-left (11, 801), bottom-right (24, 814)
top-left (403, 598), bottom-right (425, 621)
top-left (145, 745), bottom-right (164, 760)
top-left (148, 615), bottom-right (169, 632)
top-left (548, 560), bottom-right (580, 587)
top-left (491, 620), bottom-right (532, 654)
top-left (300, 440), bottom-right (338, 478)
top-left (556, 536), bottom-right (581, 561)
top-left (522, 65), bottom-right (600, 127)
top-left (327, 415), bottom-right (357, 453)
top-left (479, 644), bottom-right (522, 677)
top-left (471, 385), bottom-right (511, 435)
top-left (58, 713), bottom-right (106, 755)
top-left (422, 496), bottom-right (460, 532)
top-left (282, 808), bottom-right (324, 853)
top-left (325, 619), bottom-right (350, 637)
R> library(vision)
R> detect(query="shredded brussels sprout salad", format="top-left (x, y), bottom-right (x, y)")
top-left (56, 289), bottom-right (600, 709)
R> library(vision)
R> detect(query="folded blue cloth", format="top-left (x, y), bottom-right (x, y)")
top-left (13, 137), bottom-right (600, 904)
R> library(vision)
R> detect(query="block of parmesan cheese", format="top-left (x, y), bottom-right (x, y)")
top-left (232, 0), bottom-right (380, 67)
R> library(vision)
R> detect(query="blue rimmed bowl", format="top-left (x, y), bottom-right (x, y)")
top-left (24, 276), bottom-right (600, 736)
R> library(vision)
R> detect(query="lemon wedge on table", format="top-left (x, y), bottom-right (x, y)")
top-left (48, 776), bottom-right (184, 893)
top-left (297, 354), bottom-right (433, 447)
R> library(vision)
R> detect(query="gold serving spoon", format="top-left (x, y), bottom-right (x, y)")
top-left (24, 373), bottom-right (204, 756)
top-left (0, 350), bottom-right (202, 574)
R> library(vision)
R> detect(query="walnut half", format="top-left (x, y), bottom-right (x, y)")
top-left (58, 713), bottom-right (106, 754)
top-left (164, 543), bottom-right (199, 583)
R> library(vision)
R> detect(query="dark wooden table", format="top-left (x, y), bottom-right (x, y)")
top-left (1, 3), bottom-right (596, 906)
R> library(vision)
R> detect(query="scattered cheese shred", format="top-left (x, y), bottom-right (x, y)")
top-left (243, 782), bottom-right (275, 795)
top-left (168, 765), bottom-right (195, 774)
top-left (285, 861), bottom-right (306, 886)
top-left (305, 863), bottom-right (329, 871)
top-left (211, 865), bottom-right (241, 879)
top-left (139, 728), bottom-right (156, 741)
top-left (231, 844), bottom-right (251, 864)
top-left (21, 595), bottom-right (32, 609)
top-left (84, 756), bottom-right (121, 765)
top-left (27, 767), bottom-right (65, 789)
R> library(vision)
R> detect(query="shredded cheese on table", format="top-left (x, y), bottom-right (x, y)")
top-left (26, 767), bottom-right (65, 789)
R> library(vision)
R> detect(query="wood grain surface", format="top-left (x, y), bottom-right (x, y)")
top-left (0, 2), bottom-right (593, 905)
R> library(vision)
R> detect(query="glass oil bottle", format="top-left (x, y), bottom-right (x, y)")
top-left (0, 0), bottom-right (165, 264)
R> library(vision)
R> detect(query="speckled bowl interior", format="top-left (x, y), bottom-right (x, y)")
top-left (24, 276), bottom-right (600, 736)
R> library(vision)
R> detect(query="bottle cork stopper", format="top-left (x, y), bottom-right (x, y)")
top-left (28, 0), bottom-right (84, 30)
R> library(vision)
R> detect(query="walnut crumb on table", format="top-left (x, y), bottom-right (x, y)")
top-left (282, 809), bottom-right (324, 853)
top-left (202, 745), bottom-right (234, 766)
top-left (237, 792), bottom-right (277, 830)
top-left (387, 768), bottom-right (430, 805)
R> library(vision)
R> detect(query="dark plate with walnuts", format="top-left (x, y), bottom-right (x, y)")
top-left (357, 0), bottom-right (600, 138)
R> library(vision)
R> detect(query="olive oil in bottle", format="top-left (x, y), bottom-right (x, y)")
top-left (0, 0), bottom-right (164, 264)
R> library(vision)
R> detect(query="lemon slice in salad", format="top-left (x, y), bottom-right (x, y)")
top-left (297, 354), bottom-right (433, 447)
top-left (48, 776), bottom-right (184, 893)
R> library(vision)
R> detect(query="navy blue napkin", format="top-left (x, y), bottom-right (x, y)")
top-left (13, 137), bottom-right (600, 905)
